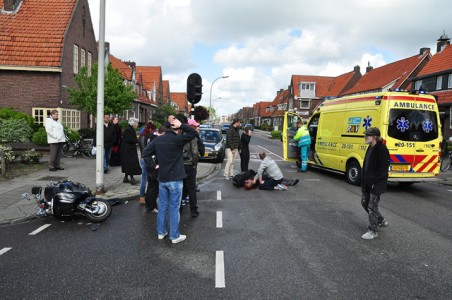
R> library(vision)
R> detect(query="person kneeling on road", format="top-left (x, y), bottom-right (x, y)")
top-left (252, 152), bottom-right (288, 191)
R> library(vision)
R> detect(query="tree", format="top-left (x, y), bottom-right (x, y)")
top-left (193, 106), bottom-right (209, 123)
top-left (152, 98), bottom-right (178, 125)
top-left (68, 63), bottom-right (136, 115)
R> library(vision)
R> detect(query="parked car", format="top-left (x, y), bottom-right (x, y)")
top-left (199, 128), bottom-right (225, 163)
top-left (221, 123), bottom-right (230, 134)
top-left (244, 123), bottom-right (254, 131)
top-left (200, 124), bottom-right (212, 129)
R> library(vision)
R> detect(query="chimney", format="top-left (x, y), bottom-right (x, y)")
top-left (436, 31), bottom-right (450, 53)
top-left (419, 47), bottom-right (430, 55)
top-left (3, 0), bottom-right (22, 12)
top-left (353, 65), bottom-right (360, 73)
top-left (366, 61), bottom-right (373, 73)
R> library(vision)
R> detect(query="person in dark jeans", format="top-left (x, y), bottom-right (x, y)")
top-left (240, 126), bottom-right (252, 172)
top-left (181, 119), bottom-right (205, 217)
top-left (361, 127), bottom-right (390, 240)
top-left (144, 127), bottom-right (165, 213)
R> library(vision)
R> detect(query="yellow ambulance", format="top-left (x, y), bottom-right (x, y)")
top-left (283, 91), bottom-right (442, 185)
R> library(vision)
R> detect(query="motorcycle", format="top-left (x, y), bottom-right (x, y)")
top-left (22, 180), bottom-right (112, 223)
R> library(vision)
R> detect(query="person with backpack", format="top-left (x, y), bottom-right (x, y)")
top-left (144, 126), bottom-right (165, 213)
top-left (138, 121), bottom-right (156, 204)
top-left (181, 118), bottom-right (205, 217)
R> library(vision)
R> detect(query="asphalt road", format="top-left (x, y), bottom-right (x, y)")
top-left (1, 131), bottom-right (451, 299)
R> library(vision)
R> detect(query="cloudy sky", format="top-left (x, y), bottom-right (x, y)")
top-left (87, 0), bottom-right (452, 116)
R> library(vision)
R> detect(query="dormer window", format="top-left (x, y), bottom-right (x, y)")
top-left (299, 82), bottom-right (316, 98)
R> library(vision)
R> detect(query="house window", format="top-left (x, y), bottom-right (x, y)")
top-left (33, 108), bottom-right (81, 130)
top-left (80, 49), bottom-right (86, 68)
top-left (73, 45), bottom-right (79, 74)
top-left (60, 109), bottom-right (81, 130)
top-left (450, 107), bottom-right (452, 129)
top-left (448, 74), bottom-right (452, 88)
top-left (300, 100), bottom-right (311, 109)
top-left (87, 52), bottom-right (92, 76)
top-left (299, 82), bottom-right (316, 98)
top-left (436, 76), bottom-right (442, 90)
top-left (414, 80), bottom-right (422, 90)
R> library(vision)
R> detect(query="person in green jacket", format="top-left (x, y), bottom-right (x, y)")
top-left (293, 120), bottom-right (311, 172)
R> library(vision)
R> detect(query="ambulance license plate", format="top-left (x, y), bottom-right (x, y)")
top-left (204, 153), bottom-right (209, 157)
top-left (392, 164), bottom-right (410, 172)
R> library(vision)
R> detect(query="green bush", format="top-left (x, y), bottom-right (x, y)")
top-left (0, 107), bottom-right (35, 128)
top-left (271, 130), bottom-right (282, 140)
top-left (32, 127), bottom-right (48, 146)
top-left (0, 119), bottom-right (33, 142)
top-left (260, 123), bottom-right (274, 131)
top-left (78, 128), bottom-right (95, 139)
top-left (65, 127), bottom-right (80, 142)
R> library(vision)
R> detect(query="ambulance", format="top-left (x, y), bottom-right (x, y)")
top-left (283, 90), bottom-right (442, 186)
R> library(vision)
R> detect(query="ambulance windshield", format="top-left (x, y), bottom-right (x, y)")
top-left (387, 109), bottom-right (438, 142)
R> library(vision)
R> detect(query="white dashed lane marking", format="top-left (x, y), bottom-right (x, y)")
top-left (216, 211), bottom-right (223, 228)
top-left (216, 251), bottom-right (226, 288)
top-left (28, 224), bottom-right (51, 236)
top-left (0, 247), bottom-right (12, 256)
top-left (217, 190), bottom-right (221, 200)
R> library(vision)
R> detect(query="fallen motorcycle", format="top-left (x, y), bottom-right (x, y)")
top-left (22, 180), bottom-right (112, 223)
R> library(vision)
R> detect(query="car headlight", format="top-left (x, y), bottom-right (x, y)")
top-left (214, 143), bottom-right (222, 151)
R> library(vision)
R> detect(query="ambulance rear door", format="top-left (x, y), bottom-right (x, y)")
top-left (386, 103), bottom-right (440, 177)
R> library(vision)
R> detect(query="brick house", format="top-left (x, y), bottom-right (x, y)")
top-left (170, 92), bottom-right (188, 115)
top-left (289, 66), bottom-right (362, 121)
top-left (0, 0), bottom-right (98, 129)
top-left (410, 33), bottom-right (452, 138)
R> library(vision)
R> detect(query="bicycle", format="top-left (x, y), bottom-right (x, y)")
top-left (440, 150), bottom-right (451, 172)
top-left (61, 136), bottom-right (95, 159)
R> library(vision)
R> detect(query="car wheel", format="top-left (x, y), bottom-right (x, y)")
top-left (346, 160), bottom-right (361, 186)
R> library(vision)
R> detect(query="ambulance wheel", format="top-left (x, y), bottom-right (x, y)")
top-left (346, 161), bottom-right (361, 186)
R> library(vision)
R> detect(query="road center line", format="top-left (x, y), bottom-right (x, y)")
top-left (257, 145), bottom-right (284, 160)
top-left (216, 211), bottom-right (223, 228)
top-left (0, 247), bottom-right (12, 256)
top-left (215, 251), bottom-right (225, 288)
top-left (217, 190), bottom-right (221, 200)
top-left (29, 224), bottom-right (51, 235)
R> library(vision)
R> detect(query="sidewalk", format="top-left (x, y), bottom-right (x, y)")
top-left (0, 156), bottom-right (220, 225)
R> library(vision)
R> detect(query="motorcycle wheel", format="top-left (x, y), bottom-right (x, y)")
top-left (84, 200), bottom-right (112, 223)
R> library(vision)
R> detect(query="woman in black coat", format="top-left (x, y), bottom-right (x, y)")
top-left (109, 116), bottom-right (122, 166)
top-left (121, 117), bottom-right (141, 185)
top-left (240, 126), bottom-right (252, 172)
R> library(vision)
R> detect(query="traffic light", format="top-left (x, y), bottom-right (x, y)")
top-left (187, 73), bottom-right (203, 104)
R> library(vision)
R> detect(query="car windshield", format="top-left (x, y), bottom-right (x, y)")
top-left (388, 109), bottom-right (439, 142)
top-left (200, 130), bottom-right (222, 143)
top-left (222, 124), bottom-right (230, 128)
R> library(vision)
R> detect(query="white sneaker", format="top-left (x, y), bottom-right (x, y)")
top-left (152, 208), bottom-right (159, 214)
top-left (158, 233), bottom-right (167, 240)
top-left (277, 184), bottom-right (287, 191)
top-left (224, 175), bottom-right (230, 180)
top-left (171, 234), bottom-right (186, 244)
top-left (361, 230), bottom-right (378, 240)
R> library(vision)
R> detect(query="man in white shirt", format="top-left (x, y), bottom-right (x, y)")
top-left (45, 110), bottom-right (65, 171)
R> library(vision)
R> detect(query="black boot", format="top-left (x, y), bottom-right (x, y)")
top-left (123, 175), bottom-right (130, 183)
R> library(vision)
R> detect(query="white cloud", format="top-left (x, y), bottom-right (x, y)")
top-left (88, 0), bottom-right (452, 116)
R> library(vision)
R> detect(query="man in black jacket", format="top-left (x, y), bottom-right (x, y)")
top-left (94, 115), bottom-right (117, 174)
top-left (224, 118), bottom-right (241, 180)
top-left (143, 117), bottom-right (198, 244)
top-left (361, 127), bottom-right (390, 240)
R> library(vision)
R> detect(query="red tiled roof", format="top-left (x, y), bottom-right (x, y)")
top-left (430, 90), bottom-right (452, 105)
top-left (417, 44), bottom-right (452, 76)
top-left (292, 75), bottom-right (335, 98)
top-left (170, 92), bottom-right (187, 111)
top-left (0, 0), bottom-right (76, 68)
top-left (136, 66), bottom-right (161, 91)
top-left (162, 80), bottom-right (170, 101)
top-left (109, 54), bottom-right (132, 81)
top-left (343, 51), bottom-right (431, 95)
top-left (258, 101), bottom-right (273, 117)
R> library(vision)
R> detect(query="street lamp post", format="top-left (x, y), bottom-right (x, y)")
top-left (209, 76), bottom-right (228, 122)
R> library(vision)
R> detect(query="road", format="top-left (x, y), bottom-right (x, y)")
top-left (1, 130), bottom-right (451, 299)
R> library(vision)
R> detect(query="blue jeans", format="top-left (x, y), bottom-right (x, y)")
top-left (157, 180), bottom-right (183, 240)
top-left (139, 158), bottom-right (148, 196)
top-left (104, 147), bottom-right (112, 170)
